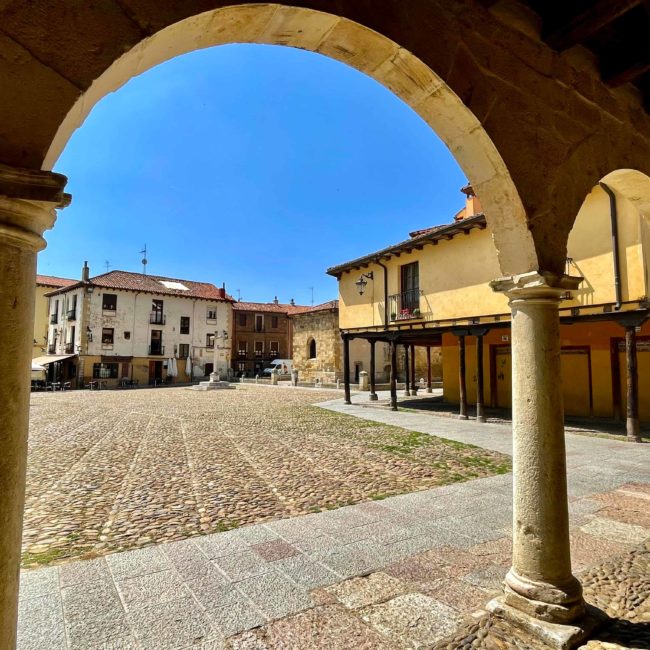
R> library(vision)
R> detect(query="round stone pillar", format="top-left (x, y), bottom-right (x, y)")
top-left (488, 272), bottom-right (597, 649)
top-left (0, 164), bottom-right (69, 649)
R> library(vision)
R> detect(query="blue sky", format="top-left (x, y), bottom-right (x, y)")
top-left (42, 44), bottom-right (466, 305)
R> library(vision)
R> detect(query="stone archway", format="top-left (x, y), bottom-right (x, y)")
top-left (3, 3), bottom-right (650, 648)
top-left (41, 4), bottom-right (535, 277)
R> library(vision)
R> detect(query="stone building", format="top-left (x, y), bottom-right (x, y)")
top-left (3, 2), bottom-right (650, 647)
top-left (32, 274), bottom-right (75, 358)
top-left (231, 299), bottom-right (309, 376)
top-left (291, 300), bottom-right (341, 383)
top-left (38, 264), bottom-right (233, 387)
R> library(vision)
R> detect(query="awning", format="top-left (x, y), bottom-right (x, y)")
top-left (32, 354), bottom-right (77, 366)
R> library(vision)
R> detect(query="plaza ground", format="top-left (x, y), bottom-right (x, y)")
top-left (23, 386), bottom-right (509, 566)
top-left (18, 386), bottom-right (649, 649)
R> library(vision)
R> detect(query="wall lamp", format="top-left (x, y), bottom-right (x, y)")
top-left (355, 272), bottom-right (373, 295)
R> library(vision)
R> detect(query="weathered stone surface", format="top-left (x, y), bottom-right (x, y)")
top-left (360, 592), bottom-right (462, 647)
top-left (325, 572), bottom-right (408, 610)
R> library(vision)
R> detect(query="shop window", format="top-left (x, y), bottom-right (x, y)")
top-left (93, 362), bottom-right (119, 378)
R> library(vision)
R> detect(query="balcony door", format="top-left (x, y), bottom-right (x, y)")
top-left (150, 329), bottom-right (162, 355)
top-left (400, 262), bottom-right (419, 312)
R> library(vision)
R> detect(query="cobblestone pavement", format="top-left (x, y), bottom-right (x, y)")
top-left (17, 389), bottom-right (649, 649)
top-left (23, 386), bottom-right (509, 566)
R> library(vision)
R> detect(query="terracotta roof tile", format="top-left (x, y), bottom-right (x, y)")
top-left (36, 274), bottom-right (76, 288)
top-left (45, 270), bottom-right (233, 301)
top-left (232, 301), bottom-right (311, 314)
top-left (292, 300), bottom-right (339, 315)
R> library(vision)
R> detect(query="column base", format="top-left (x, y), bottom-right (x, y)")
top-left (626, 417), bottom-right (642, 442)
top-left (369, 393), bottom-right (378, 401)
top-left (486, 597), bottom-right (606, 650)
top-left (426, 387), bottom-right (432, 393)
top-left (458, 414), bottom-right (468, 420)
top-left (403, 390), bottom-right (410, 397)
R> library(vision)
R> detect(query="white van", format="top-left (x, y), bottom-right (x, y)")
top-left (263, 359), bottom-right (292, 376)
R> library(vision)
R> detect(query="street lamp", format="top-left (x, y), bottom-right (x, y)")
top-left (355, 271), bottom-right (373, 295)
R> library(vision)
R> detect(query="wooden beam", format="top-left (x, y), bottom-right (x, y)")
top-left (543, 0), bottom-right (642, 50)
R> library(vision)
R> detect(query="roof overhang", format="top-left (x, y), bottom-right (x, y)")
top-left (32, 354), bottom-right (77, 365)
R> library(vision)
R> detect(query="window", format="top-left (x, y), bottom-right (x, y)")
top-left (93, 362), bottom-right (119, 379)
top-left (271, 316), bottom-right (279, 328)
top-left (270, 341), bottom-right (279, 358)
top-left (239, 314), bottom-right (247, 327)
top-left (180, 316), bottom-right (190, 335)
top-left (206, 333), bottom-right (215, 349)
top-left (238, 341), bottom-right (247, 357)
top-left (179, 343), bottom-right (190, 357)
top-left (102, 294), bottom-right (117, 311)
top-left (124, 331), bottom-right (131, 340)
top-left (255, 341), bottom-right (264, 357)
top-left (207, 308), bottom-right (217, 321)
top-left (255, 314), bottom-right (264, 332)
top-left (102, 328), bottom-right (114, 346)
top-left (238, 362), bottom-right (246, 372)
top-left (309, 339), bottom-right (317, 359)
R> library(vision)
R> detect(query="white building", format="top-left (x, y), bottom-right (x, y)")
top-left (41, 263), bottom-right (233, 387)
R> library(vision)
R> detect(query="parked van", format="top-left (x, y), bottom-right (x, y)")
top-left (263, 359), bottom-right (292, 376)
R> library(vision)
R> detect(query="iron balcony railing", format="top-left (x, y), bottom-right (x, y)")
top-left (149, 313), bottom-right (166, 325)
top-left (64, 342), bottom-right (75, 354)
top-left (50, 314), bottom-right (58, 324)
top-left (389, 289), bottom-right (423, 321)
top-left (66, 309), bottom-right (76, 321)
top-left (48, 344), bottom-right (56, 353)
top-left (149, 344), bottom-right (165, 355)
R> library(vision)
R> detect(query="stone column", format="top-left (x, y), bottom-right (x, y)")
top-left (0, 164), bottom-right (69, 649)
top-left (369, 340), bottom-right (378, 401)
top-left (426, 346), bottom-right (432, 393)
top-left (488, 272), bottom-right (592, 648)
top-left (343, 334), bottom-right (351, 405)
top-left (624, 326), bottom-right (642, 443)
top-left (403, 344), bottom-right (410, 396)
top-left (389, 339), bottom-right (398, 411)
top-left (458, 334), bottom-right (468, 420)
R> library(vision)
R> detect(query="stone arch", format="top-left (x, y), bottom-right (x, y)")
top-left (599, 169), bottom-right (650, 217)
top-left (41, 4), bottom-right (536, 276)
top-left (308, 337), bottom-right (317, 360)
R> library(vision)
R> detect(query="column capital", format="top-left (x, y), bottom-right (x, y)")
top-left (490, 271), bottom-right (582, 301)
top-left (0, 163), bottom-right (70, 251)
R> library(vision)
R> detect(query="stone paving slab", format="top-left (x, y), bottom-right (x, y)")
top-left (18, 393), bottom-right (650, 649)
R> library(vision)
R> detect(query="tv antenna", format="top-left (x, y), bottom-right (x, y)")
top-left (139, 244), bottom-right (148, 275)
top-left (104, 260), bottom-right (111, 273)
top-left (309, 286), bottom-right (314, 305)
top-left (236, 289), bottom-right (241, 302)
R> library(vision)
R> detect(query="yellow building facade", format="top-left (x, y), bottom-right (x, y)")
top-left (329, 186), bottom-right (650, 422)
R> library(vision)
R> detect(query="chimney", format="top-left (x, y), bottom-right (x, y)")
top-left (290, 298), bottom-right (295, 306)
top-left (82, 261), bottom-right (90, 282)
top-left (218, 288), bottom-right (225, 299)
top-left (273, 296), bottom-right (279, 305)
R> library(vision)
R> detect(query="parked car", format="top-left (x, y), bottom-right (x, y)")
top-left (263, 359), bottom-right (292, 376)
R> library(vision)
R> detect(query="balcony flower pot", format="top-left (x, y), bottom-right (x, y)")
top-left (412, 308), bottom-right (421, 317)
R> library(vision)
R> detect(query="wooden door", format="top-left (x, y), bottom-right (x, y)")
top-left (491, 345), bottom-right (512, 409)
top-left (560, 347), bottom-right (592, 417)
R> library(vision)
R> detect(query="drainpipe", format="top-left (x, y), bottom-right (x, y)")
top-left (599, 181), bottom-right (623, 310)
top-left (375, 259), bottom-right (389, 329)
